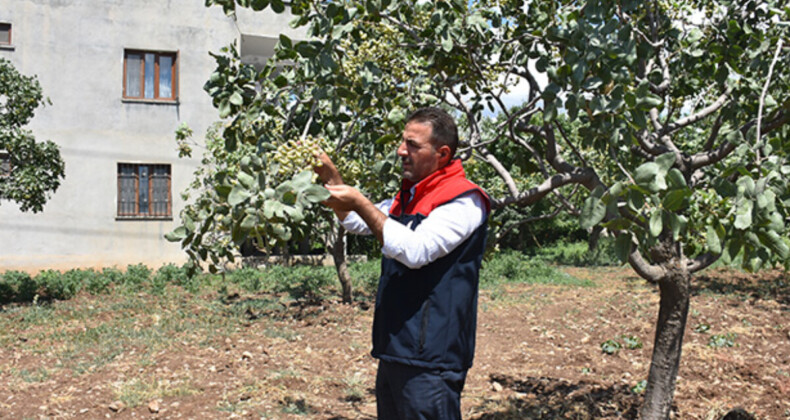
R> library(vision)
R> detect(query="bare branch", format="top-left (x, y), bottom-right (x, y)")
top-left (491, 168), bottom-right (600, 209)
top-left (757, 39), bottom-right (784, 148)
top-left (477, 146), bottom-right (520, 199)
top-left (662, 90), bottom-right (730, 135)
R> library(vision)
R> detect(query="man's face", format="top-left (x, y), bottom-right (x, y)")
top-left (397, 121), bottom-right (445, 183)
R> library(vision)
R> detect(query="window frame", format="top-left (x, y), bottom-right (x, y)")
top-left (117, 163), bottom-right (173, 220)
top-left (0, 22), bottom-right (12, 49)
top-left (122, 49), bottom-right (179, 102)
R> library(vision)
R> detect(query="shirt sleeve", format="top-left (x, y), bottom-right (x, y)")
top-left (339, 198), bottom-right (394, 235)
top-left (381, 191), bottom-right (487, 269)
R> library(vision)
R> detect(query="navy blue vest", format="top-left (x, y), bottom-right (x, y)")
top-left (371, 160), bottom-right (489, 371)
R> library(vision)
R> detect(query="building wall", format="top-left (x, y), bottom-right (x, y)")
top-left (0, 0), bottom-right (301, 272)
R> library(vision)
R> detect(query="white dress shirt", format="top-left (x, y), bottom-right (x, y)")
top-left (339, 190), bottom-right (487, 269)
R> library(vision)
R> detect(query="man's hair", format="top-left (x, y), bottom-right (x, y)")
top-left (406, 107), bottom-right (459, 157)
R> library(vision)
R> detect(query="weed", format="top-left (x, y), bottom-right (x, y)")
top-left (280, 396), bottom-right (312, 415)
top-left (0, 270), bottom-right (37, 302)
top-left (115, 376), bottom-right (199, 408)
top-left (694, 322), bottom-right (711, 333)
top-left (601, 339), bottom-right (621, 355)
top-left (708, 332), bottom-right (737, 348)
top-left (631, 380), bottom-right (647, 394)
top-left (342, 372), bottom-right (366, 402)
top-left (622, 335), bottom-right (643, 350)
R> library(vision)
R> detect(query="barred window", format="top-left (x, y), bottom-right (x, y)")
top-left (118, 163), bottom-right (171, 218)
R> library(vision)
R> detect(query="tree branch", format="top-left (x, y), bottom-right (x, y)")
top-left (628, 247), bottom-right (666, 283)
top-left (491, 168), bottom-right (600, 209)
top-left (662, 90), bottom-right (729, 136)
top-left (756, 39), bottom-right (784, 148)
top-left (687, 252), bottom-right (720, 274)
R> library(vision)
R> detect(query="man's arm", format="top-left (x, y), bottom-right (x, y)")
top-left (314, 152), bottom-right (388, 242)
top-left (323, 184), bottom-right (387, 244)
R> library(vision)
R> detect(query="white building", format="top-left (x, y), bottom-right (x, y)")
top-left (0, 0), bottom-right (302, 272)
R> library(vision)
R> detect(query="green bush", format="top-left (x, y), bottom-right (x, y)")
top-left (349, 259), bottom-right (380, 296)
top-left (228, 267), bottom-right (270, 292)
top-left (0, 270), bottom-right (37, 303)
top-left (123, 264), bottom-right (151, 286)
top-left (481, 250), bottom-right (593, 287)
top-left (151, 264), bottom-right (189, 293)
top-left (85, 269), bottom-right (113, 295)
top-left (531, 239), bottom-right (619, 267)
top-left (36, 269), bottom-right (81, 300)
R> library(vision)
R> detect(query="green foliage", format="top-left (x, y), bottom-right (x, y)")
top-left (531, 239), bottom-right (620, 267)
top-left (151, 264), bottom-right (190, 294)
top-left (631, 380), bottom-right (648, 395)
top-left (708, 332), bottom-right (738, 348)
top-left (0, 270), bottom-right (37, 303)
top-left (123, 264), bottom-right (152, 286)
top-left (481, 250), bottom-right (594, 287)
top-left (36, 269), bottom-right (80, 300)
top-left (0, 58), bottom-right (65, 213)
top-left (601, 339), bottom-right (622, 355)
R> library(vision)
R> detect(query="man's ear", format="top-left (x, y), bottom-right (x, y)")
top-left (437, 145), bottom-right (452, 166)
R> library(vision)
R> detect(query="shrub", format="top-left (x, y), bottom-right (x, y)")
top-left (123, 264), bottom-right (151, 286)
top-left (36, 269), bottom-right (81, 300)
top-left (532, 239), bottom-right (619, 267)
top-left (85, 269), bottom-right (112, 295)
top-left (228, 267), bottom-right (269, 292)
top-left (151, 263), bottom-right (189, 293)
top-left (481, 250), bottom-right (592, 287)
top-left (0, 270), bottom-right (37, 302)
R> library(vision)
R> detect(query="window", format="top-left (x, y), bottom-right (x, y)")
top-left (118, 163), bottom-right (171, 218)
top-left (0, 23), bottom-right (10, 45)
top-left (0, 150), bottom-right (10, 177)
top-left (123, 50), bottom-right (178, 101)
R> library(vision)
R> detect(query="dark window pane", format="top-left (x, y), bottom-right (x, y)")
top-left (118, 164), bottom-right (137, 215)
top-left (144, 53), bottom-right (155, 98)
top-left (0, 23), bottom-right (10, 44)
top-left (126, 53), bottom-right (142, 97)
top-left (151, 165), bottom-right (170, 216)
top-left (138, 165), bottom-right (149, 214)
top-left (159, 55), bottom-right (173, 98)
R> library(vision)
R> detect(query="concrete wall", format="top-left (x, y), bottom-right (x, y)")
top-left (0, 0), bottom-right (302, 272)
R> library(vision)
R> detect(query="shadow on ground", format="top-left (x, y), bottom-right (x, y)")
top-left (470, 375), bottom-right (642, 420)
top-left (692, 269), bottom-right (789, 308)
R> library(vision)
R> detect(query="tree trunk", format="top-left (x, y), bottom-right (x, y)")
top-left (640, 264), bottom-right (691, 420)
top-left (331, 224), bottom-right (353, 304)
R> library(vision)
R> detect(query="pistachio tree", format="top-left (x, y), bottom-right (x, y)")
top-left (0, 58), bottom-right (65, 213)
top-left (180, 0), bottom-right (789, 417)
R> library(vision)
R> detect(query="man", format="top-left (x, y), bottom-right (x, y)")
top-left (315, 107), bottom-right (489, 420)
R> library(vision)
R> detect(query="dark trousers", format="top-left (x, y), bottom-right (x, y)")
top-left (376, 360), bottom-right (468, 420)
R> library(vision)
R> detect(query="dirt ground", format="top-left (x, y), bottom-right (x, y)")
top-left (1, 266), bottom-right (788, 419)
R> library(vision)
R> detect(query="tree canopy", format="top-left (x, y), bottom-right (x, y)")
top-left (0, 58), bottom-right (65, 213)
top-left (174, 0), bottom-right (789, 417)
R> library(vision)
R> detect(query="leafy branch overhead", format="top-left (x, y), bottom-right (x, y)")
top-left (183, 0), bottom-right (790, 418)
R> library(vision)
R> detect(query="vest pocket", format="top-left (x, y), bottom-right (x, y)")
top-left (418, 299), bottom-right (431, 353)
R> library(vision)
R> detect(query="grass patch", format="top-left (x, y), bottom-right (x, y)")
top-left (481, 250), bottom-right (594, 287)
top-left (114, 376), bottom-right (200, 408)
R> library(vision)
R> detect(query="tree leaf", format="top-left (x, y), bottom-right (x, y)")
top-left (649, 208), bottom-right (663, 237)
top-left (228, 185), bottom-right (252, 206)
top-left (733, 199), bottom-right (753, 229)
top-left (706, 225), bottom-right (722, 254)
top-left (580, 194), bottom-right (606, 230)
top-left (615, 233), bottom-right (632, 263)
top-left (164, 226), bottom-right (187, 242)
top-left (301, 184), bottom-right (330, 203)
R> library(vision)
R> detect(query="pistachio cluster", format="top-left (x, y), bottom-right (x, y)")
top-left (269, 136), bottom-right (327, 179)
